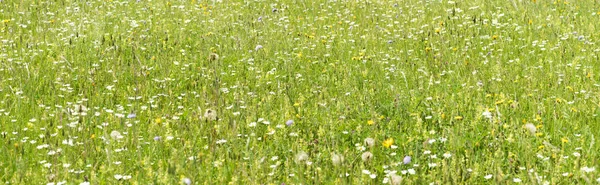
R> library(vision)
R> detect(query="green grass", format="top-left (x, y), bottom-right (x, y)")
top-left (1, 0), bottom-right (600, 184)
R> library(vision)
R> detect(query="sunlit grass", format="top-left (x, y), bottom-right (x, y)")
top-left (1, 0), bottom-right (599, 184)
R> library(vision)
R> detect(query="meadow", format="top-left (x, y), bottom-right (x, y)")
top-left (1, 0), bottom-right (600, 184)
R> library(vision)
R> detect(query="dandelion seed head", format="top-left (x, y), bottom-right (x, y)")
top-left (364, 138), bottom-right (375, 148)
top-left (361, 152), bottom-right (373, 162)
top-left (524, 123), bottom-right (536, 134)
top-left (295, 151), bottom-right (309, 164)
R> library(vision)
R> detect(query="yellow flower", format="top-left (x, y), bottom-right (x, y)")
top-left (367, 120), bottom-right (375, 125)
top-left (454, 116), bottom-right (463, 120)
top-left (2, 19), bottom-right (9, 24)
top-left (90, 134), bottom-right (96, 139)
top-left (561, 137), bottom-right (569, 143)
top-left (383, 138), bottom-right (394, 148)
top-left (538, 145), bottom-right (544, 149)
top-left (155, 117), bottom-right (162, 125)
top-left (536, 133), bottom-right (543, 137)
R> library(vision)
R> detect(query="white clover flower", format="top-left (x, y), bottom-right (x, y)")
top-left (484, 174), bottom-right (492, 179)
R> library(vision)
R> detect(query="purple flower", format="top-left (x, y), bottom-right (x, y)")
top-left (154, 136), bottom-right (161, 141)
top-left (403, 156), bottom-right (411, 164)
top-left (255, 45), bottom-right (263, 51)
top-left (285, 120), bottom-right (294, 126)
top-left (127, 113), bottom-right (136, 119)
top-left (258, 16), bottom-right (263, 22)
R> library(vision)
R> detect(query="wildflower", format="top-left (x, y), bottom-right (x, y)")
top-left (443, 153), bottom-right (452, 158)
top-left (361, 152), bottom-right (373, 162)
top-left (208, 53), bottom-right (219, 61)
top-left (74, 104), bottom-right (88, 115)
top-left (561, 137), bottom-right (569, 143)
top-left (403, 156), bottom-right (411, 164)
top-left (581, 166), bottom-right (596, 173)
top-left (295, 151), bottom-right (309, 164)
top-left (127, 112), bottom-right (136, 119)
top-left (364, 138), bottom-right (375, 148)
top-left (182, 178), bottom-right (192, 185)
top-left (285, 120), bottom-right (294, 126)
top-left (80, 182), bottom-right (90, 185)
top-left (255, 45), bottom-right (263, 51)
top-left (383, 138), bottom-right (394, 148)
top-left (484, 174), bottom-right (493, 179)
top-left (216, 139), bottom-right (227, 144)
top-left (524, 123), bottom-right (536, 135)
top-left (110, 130), bottom-right (123, 140)
top-left (482, 110), bottom-right (492, 120)
top-left (513, 178), bottom-right (522, 183)
top-left (155, 118), bottom-right (162, 125)
top-left (367, 120), bottom-right (375, 125)
top-left (389, 174), bottom-right (403, 185)
top-left (331, 153), bottom-right (344, 166)
top-left (203, 109), bottom-right (217, 121)
top-left (154, 136), bottom-right (161, 141)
